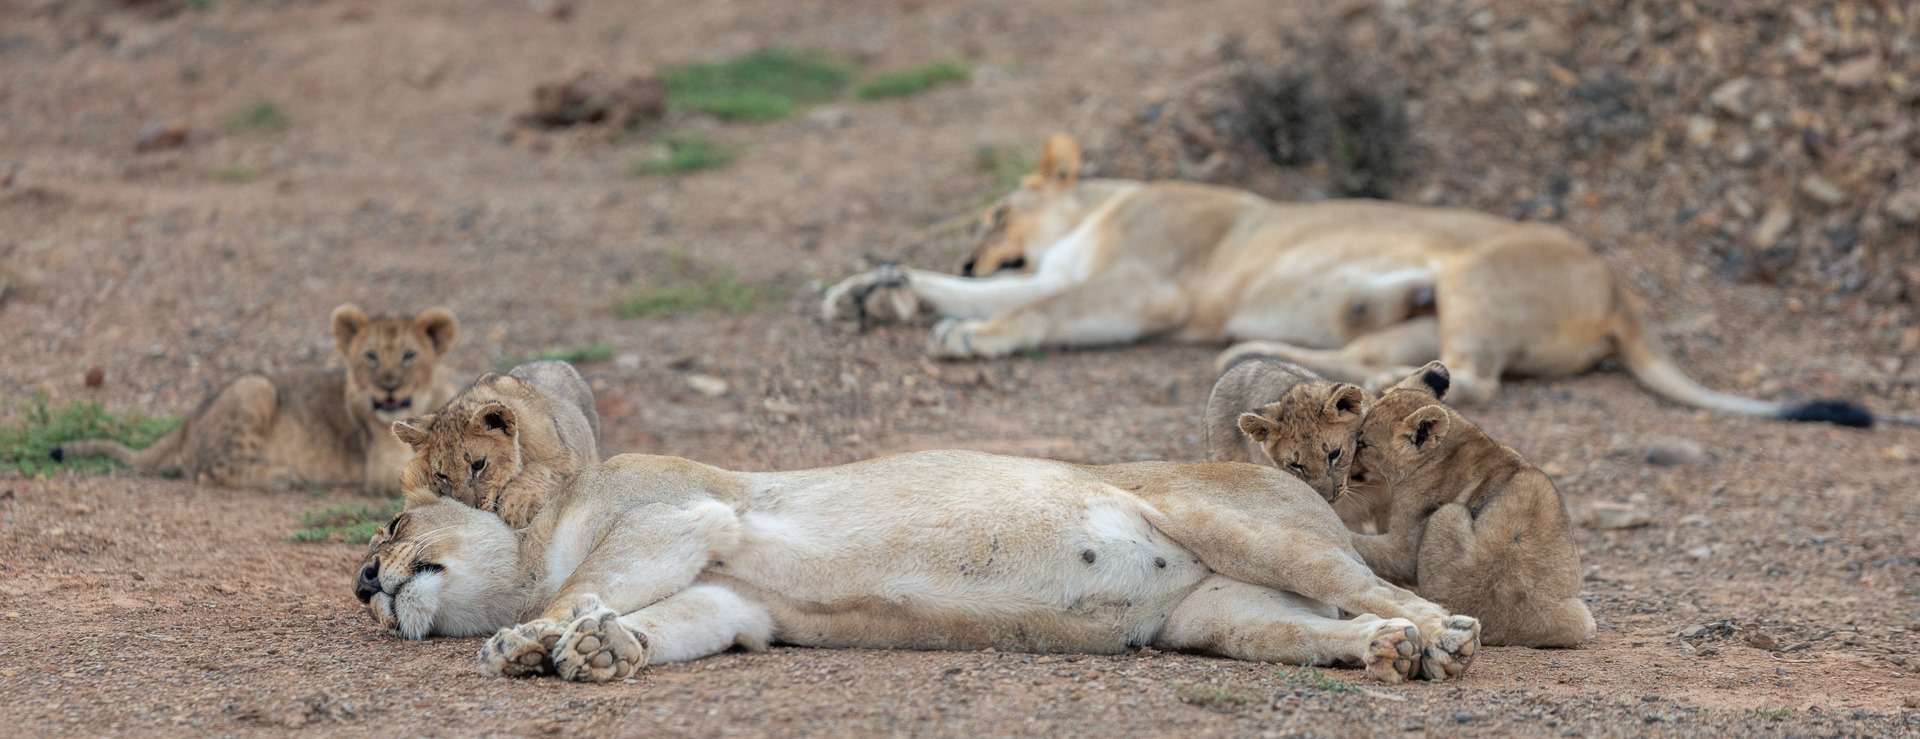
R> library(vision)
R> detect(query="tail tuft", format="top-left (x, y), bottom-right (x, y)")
top-left (48, 446), bottom-right (65, 462)
top-left (1779, 400), bottom-right (1874, 428)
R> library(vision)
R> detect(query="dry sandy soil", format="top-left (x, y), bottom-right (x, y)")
top-left (4, 0), bottom-right (1920, 735)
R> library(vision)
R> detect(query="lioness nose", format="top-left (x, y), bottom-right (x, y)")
top-left (354, 561), bottom-right (381, 603)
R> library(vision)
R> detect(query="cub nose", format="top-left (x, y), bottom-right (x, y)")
top-left (354, 561), bottom-right (381, 603)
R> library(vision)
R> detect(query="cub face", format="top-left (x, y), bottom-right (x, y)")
top-left (1236, 382), bottom-right (1370, 502)
top-left (391, 384), bottom-right (524, 517)
top-left (355, 500), bottom-right (519, 639)
top-left (961, 133), bottom-right (1086, 277)
top-left (332, 304), bottom-right (459, 424)
top-left (1352, 361), bottom-right (1456, 485)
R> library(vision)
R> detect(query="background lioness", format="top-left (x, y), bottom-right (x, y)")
top-left (54, 305), bottom-right (459, 493)
top-left (1204, 355), bottom-right (1367, 503)
top-left (1342, 363), bottom-right (1594, 648)
top-left (392, 360), bottom-right (602, 528)
top-left (824, 134), bottom-right (1892, 428)
top-left (356, 450), bottom-right (1482, 684)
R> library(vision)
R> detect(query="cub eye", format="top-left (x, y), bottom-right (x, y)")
top-left (470, 458), bottom-right (486, 474)
top-left (1286, 461), bottom-right (1306, 473)
top-left (402, 350), bottom-right (417, 363)
top-left (413, 562), bottom-right (444, 574)
top-left (364, 351), bottom-right (379, 364)
top-left (433, 471), bottom-right (449, 483)
top-left (1328, 449), bottom-right (1342, 464)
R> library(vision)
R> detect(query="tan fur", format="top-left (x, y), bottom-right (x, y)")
top-left (1203, 356), bottom-right (1367, 503)
top-left (55, 305), bottom-right (459, 493)
top-left (356, 450), bottom-right (1484, 684)
top-left (391, 360), bottom-right (602, 528)
top-left (823, 133), bottom-right (1887, 425)
top-left (1341, 362), bottom-right (1595, 648)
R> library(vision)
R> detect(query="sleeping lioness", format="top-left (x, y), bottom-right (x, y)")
top-left (823, 133), bottom-right (1891, 427)
top-left (54, 304), bottom-right (459, 493)
top-left (356, 450), bottom-right (1482, 684)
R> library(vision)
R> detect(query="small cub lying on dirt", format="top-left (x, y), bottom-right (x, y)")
top-left (1333, 362), bottom-right (1594, 647)
top-left (54, 304), bottom-right (460, 493)
top-left (1204, 356), bottom-right (1369, 503)
top-left (391, 360), bottom-right (601, 528)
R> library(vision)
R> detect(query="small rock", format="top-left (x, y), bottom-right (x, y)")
top-left (2, 612), bottom-right (18, 620)
top-left (685, 374), bottom-right (728, 398)
top-left (613, 353), bottom-right (641, 371)
top-left (134, 121), bottom-right (189, 153)
top-left (1833, 55), bottom-right (1880, 92)
top-left (1752, 206), bottom-right (1794, 249)
top-left (1685, 116), bottom-right (1717, 148)
top-left (805, 106), bottom-right (853, 129)
top-left (762, 397), bottom-right (802, 421)
top-left (1883, 187), bottom-right (1920, 225)
top-left (1724, 138), bottom-right (1759, 166)
top-left (1798, 176), bottom-right (1844, 207)
top-left (1642, 437), bottom-right (1709, 466)
top-left (1884, 446), bottom-right (1913, 462)
top-left (66, 503), bottom-right (90, 515)
top-left (1590, 502), bottom-right (1652, 530)
top-left (1686, 545), bottom-right (1713, 560)
top-left (1708, 77), bottom-right (1759, 118)
top-left (83, 366), bottom-right (104, 388)
top-left (131, 571), bottom-right (146, 581)
top-left (1678, 624), bottom-right (1707, 639)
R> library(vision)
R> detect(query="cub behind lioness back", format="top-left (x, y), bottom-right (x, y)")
top-left (1204, 355), bottom-right (1368, 502)
top-left (392, 360), bottom-right (601, 528)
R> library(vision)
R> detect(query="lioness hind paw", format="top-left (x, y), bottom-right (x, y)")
top-left (1360, 619), bottom-right (1422, 684)
top-left (480, 620), bottom-right (565, 678)
top-left (1419, 615), bottom-right (1481, 681)
top-left (554, 608), bottom-right (648, 683)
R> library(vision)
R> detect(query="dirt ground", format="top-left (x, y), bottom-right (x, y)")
top-left (4, 0), bottom-right (1920, 736)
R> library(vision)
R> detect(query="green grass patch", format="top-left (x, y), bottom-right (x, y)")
top-left (856, 61), bottom-right (971, 100)
top-left (210, 165), bottom-right (260, 183)
top-left (222, 98), bottom-right (288, 132)
top-left (629, 135), bottom-right (736, 176)
top-left (0, 398), bottom-right (179, 476)
top-left (613, 252), bottom-right (790, 319)
top-left (288, 499), bottom-right (403, 544)
top-left (1276, 665), bottom-right (1356, 693)
top-left (498, 344), bottom-right (616, 370)
top-left (1175, 681), bottom-right (1263, 711)
top-left (663, 48), bottom-right (855, 122)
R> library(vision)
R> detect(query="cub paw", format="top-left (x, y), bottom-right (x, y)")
top-left (1419, 614), bottom-right (1481, 681)
top-left (492, 490), bottom-right (544, 530)
top-left (1358, 618), bottom-right (1422, 684)
top-left (480, 619), bottom-right (566, 678)
top-left (553, 607), bottom-right (649, 683)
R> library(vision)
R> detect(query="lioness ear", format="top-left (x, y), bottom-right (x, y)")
top-left (1028, 133), bottom-right (1081, 190)
top-left (331, 304), bottom-right (369, 357)
top-left (1400, 405), bottom-right (1451, 452)
top-left (1237, 412), bottom-right (1279, 444)
top-left (413, 307), bottom-right (459, 356)
top-left (471, 402), bottom-right (516, 436)
top-left (391, 417), bottom-right (432, 450)
top-left (1322, 384), bottom-right (1369, 424)
top-left (1392, 361), bottom-right (1450, 400)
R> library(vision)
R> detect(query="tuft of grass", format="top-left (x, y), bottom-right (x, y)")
top-left (1175, 681), bottom-right (1263, 711)
top-left (613, 252), bottom-right (790, 319)
top-left (663, 48), bottom-right (855, 122)
top-left (222, 98), bottom-right (289, 132)
top-left (287, 499), bottom-right (403, 544)
top-left (186, 0), bottom-right (212, 9)
top-left (974, 143), bottom-right (1037, 193)
top-left (1276, 665), bottom-right (1356, 693)
top-left (1754, 705), bottom-right (1794, 721)
top-left (629, 135), bottom-right (736, 176)
top-left (498, 344), bottom-right (616, 370)
top-left (210, 165), bottom-right (260, 183)
top-left (0, 398), bottom-right (179, 476)
top-left (855, 61), bottom-right (971, 100)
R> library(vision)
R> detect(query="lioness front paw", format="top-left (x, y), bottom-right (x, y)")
top-left (1358, 617), bottom-right (1422, 684)
top-left (821, 264), bottom-right (923, 327)
top-left (553, 607), bottom-right (649, 682)
top-left (480, 619), bottom-right (566, 678)
top-left (1419, 614), bottom-right (1481, 681)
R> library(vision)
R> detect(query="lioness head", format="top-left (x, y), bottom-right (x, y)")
top-left (355, 500), bottom-right (520, 639)
top-left (1353, 361), bottom-right (1456, 484)
top-left (1237, 382), bottom-right (1370, 502)
top-left (961, 133), bottom-right (1088, 277)
top-left (391, 375), bottom-right (528, 517)
top-left (332, 304), bottom-right (459, 424)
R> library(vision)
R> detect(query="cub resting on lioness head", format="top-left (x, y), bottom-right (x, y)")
top-left (1334, 362), bottom-right (1594, 648)
top-left (1204, 356), bottom-right (1368, 504)
top-left (823, 133), bottom-right (1893, 428)
top-left (391, 360), bottom-right (602, 528)
top-left (53, 305), bottom-right (459, 493)
top-left (355, 450), bottom-right (1482, 684)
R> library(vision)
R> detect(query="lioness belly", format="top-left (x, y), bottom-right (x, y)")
top-left (710, 453), bottom-right (1212, 652)
top-left (1197, 248), bottom-right (1437, 347)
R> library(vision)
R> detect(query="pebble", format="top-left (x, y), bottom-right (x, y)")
top-left (1685, 116), bottom-right (1716, 148)
top-left (134, 122), bottom-right (189, 153)
top-left (1883, 187), bottom-right (1920, 225)
top-left (1590, 502), bottom-right (1652, 530)
top-left (685, 374), bottom-right (728, 398)
top-left (613, 353), bottom-right (641, 371)
top-left (805, 107), bottom-right (853, 129)
top-left (83, 366), bottom-right (104, 388)
top-left (1642, 438), bottom-right (1709, 466)
top-left (1751, 206), bottom-right (1794, 249)
top-left (762, 398), bottom-right (803, 421)
top-left (1708, 77), bottom-right (1759, 118)
top-left (1833, 55), bottom-right (1880, 92)
top-left (1798, 176), bottom-right (1844, 207)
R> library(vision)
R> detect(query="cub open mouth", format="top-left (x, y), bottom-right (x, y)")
top-left (373, 397), bottom-right (413, 413)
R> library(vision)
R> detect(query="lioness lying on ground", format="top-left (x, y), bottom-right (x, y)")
top-left (1321, 363), bottom-right (1593, 647)
top-left (355, 450), bottom-right (1482, 683)
top-left (823, 134), bottom-right (1888, 427)
top-left (391, 360), bottom-right (601, 528)
top-left (1204, 356), bottom-right (1368, 503)
top-left (55, 305), bottom-right (459, 493)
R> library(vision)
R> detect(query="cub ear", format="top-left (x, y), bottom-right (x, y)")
top-left (1399, 404), bottom-right (1452, 452)
top-left (413, 307), bottom-right (459, 356)
top-left (391, 416), bottom-right (432, 450)
top-left (1024, 133), bottom-right (1082, 190)
top-left (1392, 361), bottom-right (1450, 400)
top-left (470, 402), bottom-right (517, 437)
top-left (1237, 412), bottom-right (1279, 444)
top-left (1321, 383), bottom-right (1369, 424)
top-left (331, 304), bottom-right (369, 357)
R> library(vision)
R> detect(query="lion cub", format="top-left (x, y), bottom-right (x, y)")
top-left (1344, 362), bottom-right (1594, 647)
top-left (391, 360), bottom-right (601, 528)
top-left (1205, 356), bottom-right (1368, 502)
top-left (53, 305), bottom-right (459, 493)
